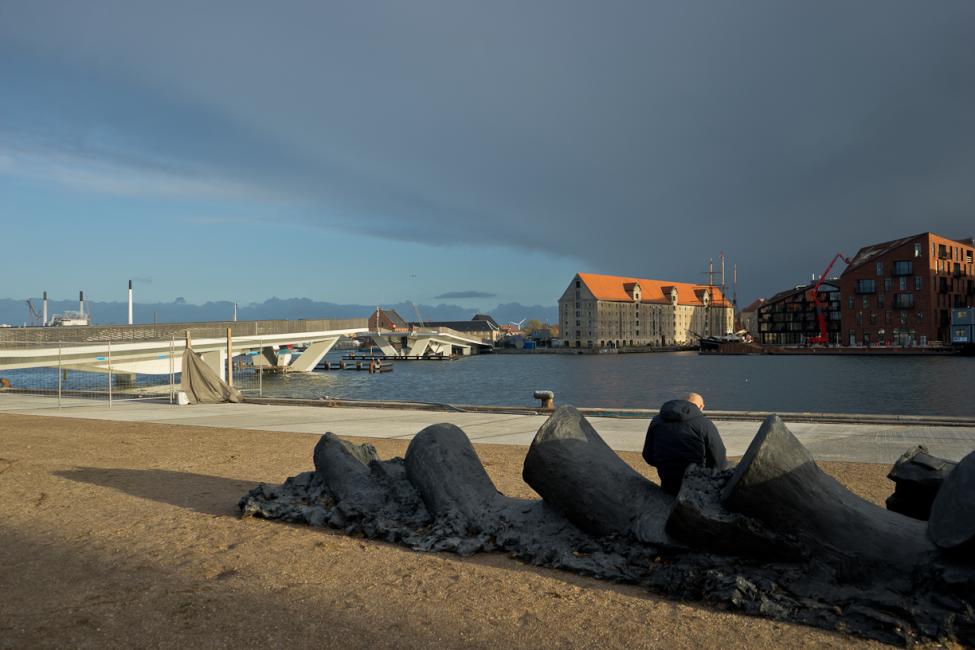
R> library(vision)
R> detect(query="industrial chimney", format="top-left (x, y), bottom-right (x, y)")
top-left (42, 291), bottom-right (48, 326)
top-left (128, 280), bottom-right (133, 325)
top-left (79, 290), bottom-right (85, 318)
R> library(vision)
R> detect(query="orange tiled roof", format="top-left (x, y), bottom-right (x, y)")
top-left (577, 272), bottom-right (732, 307)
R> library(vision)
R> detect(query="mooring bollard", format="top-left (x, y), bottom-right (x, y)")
top-left (533, 390), bottom-right (555, 410)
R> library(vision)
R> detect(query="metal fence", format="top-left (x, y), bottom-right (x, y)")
top-left (0, 336), bottom-right (284, 410)
top-left (0, 318), bottom-right (370, 410)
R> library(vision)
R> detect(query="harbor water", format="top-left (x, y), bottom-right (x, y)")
top-left (255, 351), bottom-right (975, 417)
top-left (4, 351), bottom-right (972, 417)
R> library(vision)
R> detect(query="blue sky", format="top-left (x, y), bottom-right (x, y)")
top-left (1, 1), bottom-right (973, 310)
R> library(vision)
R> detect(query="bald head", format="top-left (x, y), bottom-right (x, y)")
top-left (683, 392), bottom-right (705, 411)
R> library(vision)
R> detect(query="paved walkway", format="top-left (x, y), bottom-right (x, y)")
top-left (2, 394), bottom-right (974, 463)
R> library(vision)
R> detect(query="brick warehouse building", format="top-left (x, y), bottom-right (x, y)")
top-left (558, 273), bottom-right (733, 349)
top-left (838, 233), bottom-right (975, 346)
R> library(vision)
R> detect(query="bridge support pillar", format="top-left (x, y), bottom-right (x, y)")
top-left (200, 350), bottom-right (227, 381)
top-left (251, 347), bottom-right (279, 369)
top-left (289, 337), bottom-right (339, 372)
top-left (430, 341), bottom-right (453, 357)
top-left (370, 334), bottom-right (400, 358)
top-left (408, 338), bottom-right (432, 357)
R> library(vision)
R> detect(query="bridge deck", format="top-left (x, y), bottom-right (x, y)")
top-left (0, 318), bottom-right (368, 344)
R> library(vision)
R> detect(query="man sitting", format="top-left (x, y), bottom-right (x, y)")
top-left (642, 392), bottom-right (727, 495)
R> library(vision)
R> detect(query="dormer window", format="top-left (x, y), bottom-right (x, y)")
top-left (624, 281), bottom-right (641, 302)
top-left (703, 290), bottom-right (710, 306)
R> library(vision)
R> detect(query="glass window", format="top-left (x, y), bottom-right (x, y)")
top-left (915, 276), bottom-right (922, 290)
top-left (915, 243), bottom-right (922, 258)
top-left (893, 260), bottom-right (913, 276)
top-left (848, 296), bottom-right (854, 309)
top-left (855, 279), bottom-right (876, 293)
top-left (876, 261), bottom-right (883, 276)
top-left (863, 296), bottom-right (869, 308)
top-left (884, 277), bottom-right (892, 291)
top-left (899, 277), bottom-right (907, 290)
top-left (877, 294), bottom-right (884, 308)
top-left (894, 293), bottom-right (915, 308)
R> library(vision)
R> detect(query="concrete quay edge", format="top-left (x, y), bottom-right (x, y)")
top-left (242, 396), bottom-right (975, 428)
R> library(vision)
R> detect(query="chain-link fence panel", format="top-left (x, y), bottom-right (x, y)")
top-left (0, 339), bottom-right (178, 410)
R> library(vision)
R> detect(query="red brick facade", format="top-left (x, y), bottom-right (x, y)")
top-left (838, 233), bottom-right (975, 346)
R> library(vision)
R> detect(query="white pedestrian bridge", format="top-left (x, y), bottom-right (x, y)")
top-left (0, 319), bottom-right (493, 380)
top-left (0, 319), bottom-right (368, 380)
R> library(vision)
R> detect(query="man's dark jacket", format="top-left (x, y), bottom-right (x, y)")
top-left (642, 399), bottom-right (727, 495)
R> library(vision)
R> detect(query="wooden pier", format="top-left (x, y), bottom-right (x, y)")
top-left (341, 354), bottom-right (457, 361)
top-left (319, 359), bottom-right (393, 373)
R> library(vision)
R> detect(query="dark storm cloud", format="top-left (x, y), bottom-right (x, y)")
top-left (432, 291), bottom-right (497, 300)
top-left (1, 1), bottom-right (973, 301)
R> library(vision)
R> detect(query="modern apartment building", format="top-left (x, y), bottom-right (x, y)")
top-left (838, 233), bottom-right (975, 346)
top-left (558, 272), bottom-right (733, 349)
top-left (756, 282), bottom-right (841, 345)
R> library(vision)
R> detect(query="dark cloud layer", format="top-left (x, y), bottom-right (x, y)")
top-left (1, 1), bottom-right (973, 302)
top-left (433, 291), bottom-right (497, 300)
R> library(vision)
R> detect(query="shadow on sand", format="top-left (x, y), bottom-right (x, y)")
top-left (55, 467), bottom-right (257, 517)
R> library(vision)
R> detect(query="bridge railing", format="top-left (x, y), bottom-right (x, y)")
top-left (411, 326), bottom-right (493, 345)
top-left (0, 318), bottom-right (368, 344)
top-left (0, 335), bottom-right (308, 410)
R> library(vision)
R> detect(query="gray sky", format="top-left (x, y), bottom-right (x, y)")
top-left (1, 1), bottom-right (973, 307)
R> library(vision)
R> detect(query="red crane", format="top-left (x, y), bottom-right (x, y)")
top-left (805, 253), bottom-right (851, 345)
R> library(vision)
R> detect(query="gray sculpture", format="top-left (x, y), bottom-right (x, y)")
top-left (240, 406), bottom-right (975, 645)
top-left (523, 406), bottom-right (673, 544)
top-left (722, 415), bottom-right (933, 577)
top-left (928, 449), bottom-right (975, 553)
top-left (886, 445), bottom-right (957, 520)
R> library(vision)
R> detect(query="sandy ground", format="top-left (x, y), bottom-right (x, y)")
top-left (0, 412), bottom-right (909, 649)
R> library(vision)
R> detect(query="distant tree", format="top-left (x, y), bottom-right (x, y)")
top-left (522, 319), bottom-right (544, 335)
top-left (549, 324), bottom-right (560, 337)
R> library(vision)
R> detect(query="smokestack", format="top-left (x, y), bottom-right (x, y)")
top-left (233, 301), bottom-right (238, 322)
top-left (128, 280), bottom-right (133, 325)
top-left (42, 291), bottom-right (48, 326)
top-left (79, 290), bottom-right (85, 317)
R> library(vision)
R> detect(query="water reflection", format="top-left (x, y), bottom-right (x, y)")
top-left (255, 351), bottom-right (975, 417)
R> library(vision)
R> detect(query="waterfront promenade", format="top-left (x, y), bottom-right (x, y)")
top-left (1, 405), bottom-right (903, 648)
top-left (2, 394), bottom-right (973, 463)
